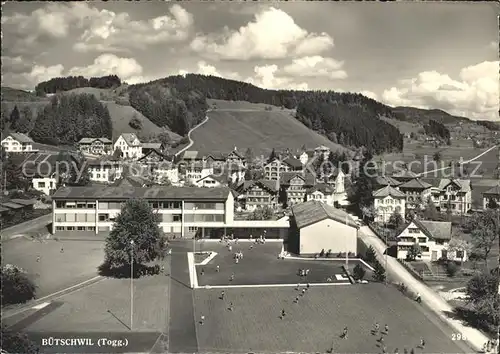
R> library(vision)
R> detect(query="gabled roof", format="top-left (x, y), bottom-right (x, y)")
top-left (399, 219), bottom-right (452, 241)
top-left (205, 151), bottom-right (227, 161)
top-left (314, 145), bottom-right (330, 151)
top-left (307, 184), bottom-right (334, 195)
top-left (138, 149), bottom-right (172, 162)
top-left (282, 157), bottom-right (303, 169)
top-left (0, 202), bottom-right (25, 210)
top-left (110, 176), bottom-right (151, 188)
top-left (118, 133), bottom-right (141, 146)
top-left (373, 185), bottom-right (406, 198)
top-left (10, 198), bottom-right (37, 206)
top-left (438, 179), bottom-right (471, 193)
top-left (181, 150), bottom-right (202, 160)
top-left (291, 200), bottom-right (358, 229)
top-left (78, 137), bottom-right (112, 144)
top-left (238, 179), bottom-right (278, 194)
top-left (8, 132), bottom-right (34, 143)
top-left (483, 185), bottom-right (500, 196)
top-left (196, 174), bottom-right (228, 184)
top-left (280, 172), bottom-right (316, 186)
top-left (227, 149), bottom-right (245, 159)
top-left (399, 178), bottom-right (432, 190)
top-left (374, 175), bottom-right (402, 187)
top-left (392, 169), bottom-right (419, 179)
top-left (142, 143), bottom-right (162, 150)
top-left (87, 155), bottom-right (121, 166)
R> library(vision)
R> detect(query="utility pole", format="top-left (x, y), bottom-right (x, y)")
top-left (130, 240), bottom-right (134, 330)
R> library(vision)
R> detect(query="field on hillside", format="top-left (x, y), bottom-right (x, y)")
top-left (380, 117), bottom-right (422, 134)
top-left (191, 106), bottom-right (348, 155)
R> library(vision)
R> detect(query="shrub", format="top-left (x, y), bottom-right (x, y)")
top-left (129, 116), bottom-right (142, 130)
top-left (372, 258), bottom-right (386, 282)
top-left (446, 262), bottom-right (459, 277)
top-left (319, 249), bottom-right (325, 257)
top-left (1, 264), bottom-right (36, 305)
top-left (365, 245), bottom-right (376, 264)
top-left (353, 264), bottom-right (366, 280)
top-left (0, 327), bottom-right (39, 354)
top-left (179, 136), bottom-right (189, 145)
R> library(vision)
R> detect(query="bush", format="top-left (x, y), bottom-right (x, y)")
top-left (1, 264), bottom-right (36, 305)
top-left (353, 264), bottom-right (366, 280)
top-left (0, 327), bottom-right (39, 354)
top-left (129, 116), bottom-right (142, 130)
top-left (179, 136), bottom-right (190, 145)
top-left (365, 245), bottom-right (376, 264)
top-left (446, 262), bottom-right (459, 277)
top-left (372, 258), bottom-right (386, 282)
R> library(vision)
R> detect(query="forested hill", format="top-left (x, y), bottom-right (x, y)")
top-left (129, 74), bottom-right (403, 153)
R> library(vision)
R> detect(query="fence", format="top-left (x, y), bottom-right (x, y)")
top-left (396, 259), bottom-right (424, 281)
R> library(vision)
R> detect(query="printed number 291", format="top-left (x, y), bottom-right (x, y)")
top-left (452, 333), bottom-right (467, 341)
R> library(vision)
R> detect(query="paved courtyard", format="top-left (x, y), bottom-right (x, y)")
top-left (194, 241), bottom-right (362, 286)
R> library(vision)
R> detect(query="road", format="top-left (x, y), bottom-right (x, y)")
top-left (418, 144), bottom-right (498, 177)
top-left (358, 226), bottom-right (488, 352)
top-left (174, 116), bottom-right (210, 157)
top-left (1, 214), bottom-right (52, 241)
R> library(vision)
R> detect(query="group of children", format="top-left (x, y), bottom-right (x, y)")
top-left (483, 339), bottom-right (498, 353)
top-left (370, 322), bottom-right (425, 354)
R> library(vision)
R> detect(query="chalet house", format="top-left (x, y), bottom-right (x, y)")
top-left (392, 169), bottom-right (420, 183)
top-left (299, 150), bottom-right (315, 166)
top-left (482, 185), bottom-right (500, 209)
top-left (235, 179), bottom-right (279, 211)
top-left (87, 156), bottom-right (122, 183)
top-left (1, 133), bottom-right (36, 153)
top-left (225, 149), bottom-right (246, 167)
top-left (226, 162), bottom-right (246, 185)
top-left (395, 219), bottom-right (466, 262)
top-left (137, 149), bottom-right (178, 184)
top-left (280, 172), bottom-right (316, 206)
top-left (308, 170), bottom-right (348, 207)
top-left (264, 157), bottom-right (303, 180)
top-left (372, 185), bottom-right (407, 223)
top-left (205, 152), bottom-right (228, 169)
top-left (184, 162), bottom-right (213, 184)
top-left (180, 150), bottom-right (205, 163)
top-left (141, 143), bottom-right (162, 156)
top-left (398, 178), bottom-right (432, 209)
top-left (110, 175), bottom-right (152, 188)
top-left (113, 133), bottom-right (142, 160)
top-left (434, 179), bottom-right (472, 214)
top-left (77, 138), bottom-right (112, 155)
top-left (195, 174), bottom-right (228, 188)
top-left (314, 145), bottom-right (331, 159)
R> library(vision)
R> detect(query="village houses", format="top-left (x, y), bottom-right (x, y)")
top-left (87, 156), bottom-right (123, 183)
top-left (372, 185), bottom-right (407, 223)
top-left (113, 133), bottom-right (142, 160)
top-left (482, 184), bottom-right (500, 209)
top-left (1, 133), bottom-right (36, 153)
top-left (395, 219), bottom-right (467, 262)
top-left (235, 179), bottom-right (279, 211)
top-left (77, 138), bottom-right (113, 155)
top-left (264, 156), bottom-right (303, 180)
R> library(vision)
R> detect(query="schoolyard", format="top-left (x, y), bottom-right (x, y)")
top-left (194, 241), bottom-right (366, 286)
top-left (193, 283), bottom-right (471, 353)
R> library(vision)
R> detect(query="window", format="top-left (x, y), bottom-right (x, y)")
top-left (65, 213), bottom-right (76, 222)
top-left (56, 226), bottom-right (64, 231)
top-left (173, 214), bottom-right (182, 222)
top-left (188, 227), bottom-right (198, 232)
top-left (417, 237), bottom-right (427, 243)
top-left (99, 202), bottom-right (109, 209)
top-left (76, 214), bottom-right (87, 222)
top-left (96, 174), bottom-right (101, 178)
top-left (77, 226), bottom-right (86, 231)
top-left (67, 226), bottom-right (74, 231)
top-left (99, 214), bottom-right (109, 222)
top-left (87, 226), bottom-right (95, 231)
top-left (456, 250), bottom-right (464, 259)
top-left (77, 202), bottom-right (87, 209)
top-left (408, 228), bottom-right (420, 234)
top-left (56, 201), bottom-right (65, 208)
top-left (38, 182), bottom-right (46, 188)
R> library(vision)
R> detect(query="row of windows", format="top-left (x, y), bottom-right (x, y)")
top-left (55, 226), bottom-right (96, 231)
top-left (55, 201), bottom-right (224, 210)
top-left (56, 213), bottom-right (96, 222)
top-left (56, 213), bottom-right (224, 223)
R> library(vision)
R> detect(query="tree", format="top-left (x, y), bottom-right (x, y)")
top-left (372, 258), bottom-right (386, 282)
top-left (158, 176), bottom-right (172, 186)
top-left (1, 264), bottom-right (36, 305)
top-left (129, 115), bottom-right (142, 130)
top-left (9, 105), bottom-right (20, 125)
top-left (244, 148), bottom-right (254, 163)
top-left (158, 131), bottom-right (171, 147)
top-left (465, 271), bottom-right (500, 333)
top-left (406, 243), bottom-right (421, 261)
top-left (353, 263), bottom-right (366, 281)
top-left (433, 151), bottom-right (442, 162)
top-left (268, 148), bottom-right (277, 163)
top-left (113, 147), bottom-right (123, 159)
top-left (486, 198), bottom-right (499, 209)
top-left (4, 157), bottom-right (28, 191)
top-left (361, 205), bottom-right (376, 223)
top-left (103, 199), bottom-right (168, 273)
top-left (349, 152), bottom-right (376, 213)
top-left (247, 206), bottom-right (274, 220)
top-left (244, 169), bottom-right (252, 181)
top-left (11, 106), bottom-right (32, 133)
top-left (462, 210), bottom-right (499, 269)
top-left (364, 245), bottom-right (377, 265)
top-left (68, 160), bottom-right (90, 186)
top-left (0, 327), bottom-right (39, 354)
top-left (388, 211), bottom-right (404, 229)
top-left (445, 262), bottom-right (459, 277)
top-left (423, 197), bottom-right (440, 221)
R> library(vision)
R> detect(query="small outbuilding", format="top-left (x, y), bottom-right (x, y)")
top-left (289, 200), bottom-right (359, 255)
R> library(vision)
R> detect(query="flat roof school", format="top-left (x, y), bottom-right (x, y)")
top-left (51, 186), bottom-right (359, 255)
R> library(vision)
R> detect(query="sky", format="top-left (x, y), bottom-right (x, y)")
top-left (1, 2), bottom-right (498, 121)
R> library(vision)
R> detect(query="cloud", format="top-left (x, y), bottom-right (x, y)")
top-left (1, 3), bottom-right (194, 58)
top-left (246, 65), bottom-right (309, 91)
top-left (282, 56), bottom-right (347, 79)
top-left (1, 56), bottom-right (33, 74)
top-left (179, 61), bottom-right (241, 80)
top-left (381, 61), bottom-right (499, 121)
top-left (190, 7), bottom-right (333, 60)
top-left (360, 91), bottom-right (378, 100)
top-left (67, 54), bottom-right (144, 82)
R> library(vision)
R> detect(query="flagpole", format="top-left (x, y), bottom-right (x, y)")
top-left (345, 214), bottom-right (348, 267)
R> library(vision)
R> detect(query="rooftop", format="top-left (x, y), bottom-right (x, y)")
top-left (374, 175), bottom-right (402, 187)
top-left (291, 200), bottom-right (358, 229)
top-left (280, 172), bottom-right (316, 186)
top-left (373, 185), bottom-right (406, 198)
top-left (414, 219), bottom-right (452, 241)
top-left (78, 137), bottom-right (112, 144)
top-left (142, 143), bottom-right (162, 149)
top-left (399, 178), bottom-right (432, 190)
top-left (51, 185), bottom-right (232, 201)
top-left (483, 184), bottom-right (500, 196)
top-left (438, 179), bottom-right (471, 193)
top-left (8, 132), bottom-right (34, 143)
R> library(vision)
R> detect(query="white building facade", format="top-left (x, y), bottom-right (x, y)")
top-left (1, 133), bottom-right (36, 153)
top-left (113, 133), bottom-right (142, 160)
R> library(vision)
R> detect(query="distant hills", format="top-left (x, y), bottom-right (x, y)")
top-left (1, 73), bottom-right (497, 151)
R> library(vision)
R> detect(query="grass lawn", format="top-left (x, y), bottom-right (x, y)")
top-left (191, 108), bottom-right (349, 156)
top-left (2, 238), bottom-right (104, 299)
top-left (194, 252), bottom-right (212, 264)
top-left (193, 284), bottom-right (469, 353)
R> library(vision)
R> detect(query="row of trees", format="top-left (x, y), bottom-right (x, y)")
top-left (35, 75), bottom-right (121, 95)
top-left (30, 94), bottom-right (113, 145)
top-left (2, 105), bottom-right (33, 133)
